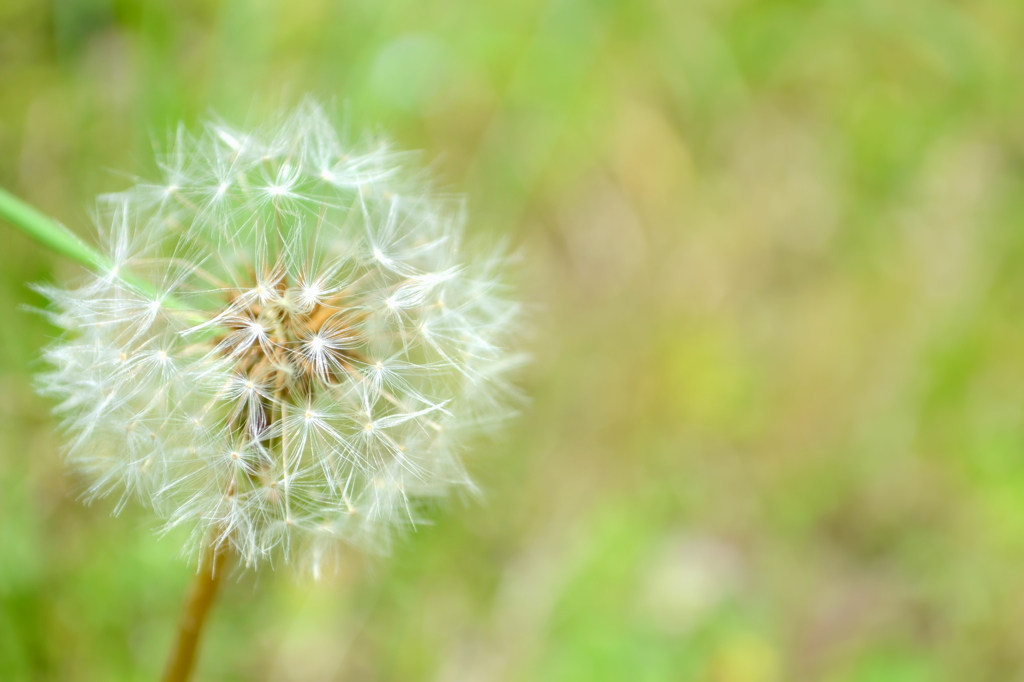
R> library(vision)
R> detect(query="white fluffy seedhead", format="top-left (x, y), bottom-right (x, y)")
top-left (36, 99), bottom-right (522, 575)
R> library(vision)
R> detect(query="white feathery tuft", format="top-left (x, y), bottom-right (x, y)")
top-left (35, 99), bottom-right (523, 575)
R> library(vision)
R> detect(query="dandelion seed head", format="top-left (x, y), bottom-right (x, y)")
top-left (36, 99), bottom-right (522, 574)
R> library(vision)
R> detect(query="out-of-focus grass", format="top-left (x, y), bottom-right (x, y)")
top-left (4, 0), bottom-right (1024, 680)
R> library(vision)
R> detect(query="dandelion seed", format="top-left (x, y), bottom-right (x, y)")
top-left (35, 98), bottom-right (523, 575)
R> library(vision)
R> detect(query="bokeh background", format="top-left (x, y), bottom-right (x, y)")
top-left (3, 0), bottom-right (1024, 680)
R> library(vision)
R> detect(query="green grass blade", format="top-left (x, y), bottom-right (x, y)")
top-left (0, 186), bottom-right (200, 317)
top-left (0, 187), bottom-right (109, 270)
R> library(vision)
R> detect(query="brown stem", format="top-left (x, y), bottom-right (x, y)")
top-left (161, 536), bottom-right (231, 682)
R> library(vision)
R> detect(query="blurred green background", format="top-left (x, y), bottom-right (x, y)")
top-left (3, 0), bottom-right (1024, 680)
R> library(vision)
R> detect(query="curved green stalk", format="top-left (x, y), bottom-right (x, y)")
top-left (0, 186), bottom-right (197, 315)
top-left (0, 187), bottom-right (108, 270)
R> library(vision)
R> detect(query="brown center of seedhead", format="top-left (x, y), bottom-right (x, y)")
top-left (214, 267), bottom-right (366, 428)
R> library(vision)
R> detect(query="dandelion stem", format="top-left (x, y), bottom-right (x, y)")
top-left (0, 187), bottom-right (108, 269)
top-left (161, 535), bottom-right (231, 682)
